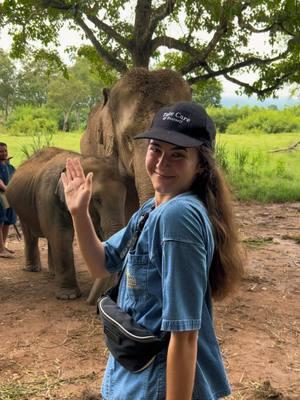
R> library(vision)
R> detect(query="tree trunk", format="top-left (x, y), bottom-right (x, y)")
top-left (5, 96), bottom-right (9, 121)
top-left (63, 111), bottom-right (70, 132)
top-left (132, 43), bottom-right (152, 68)
top-left (75, 109), bottom-right (80, 130)
top-left (132, 0), bottom-right (152, 68)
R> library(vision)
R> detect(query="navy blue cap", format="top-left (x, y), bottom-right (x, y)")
top-left (134, 101), bottom-right (216, 149)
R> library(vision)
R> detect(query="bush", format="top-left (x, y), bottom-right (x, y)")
top-left (5, 105), bottom-right (58, 136)
top-left (207, 106), bottom-right (256, 133)
top-left (20, 131), bottom-right (54, 159)
top-left (227, 108), bottom-right (300, 134)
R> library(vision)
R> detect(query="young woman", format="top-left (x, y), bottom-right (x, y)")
top-left (61, 102), bottom-right (244, 400)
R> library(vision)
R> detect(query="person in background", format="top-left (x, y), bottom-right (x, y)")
top-left (0, 142), bottom-right (17, 258)
top-left (61, 102), bottom-right (244, 400)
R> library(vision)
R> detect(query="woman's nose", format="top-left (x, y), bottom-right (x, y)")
top-left (156, 153), bottom-right (169, 168)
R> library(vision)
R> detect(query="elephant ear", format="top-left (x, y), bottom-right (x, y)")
top-left (81, 87), bottom-right (115, 158)
top-left (102, 88), bottom-right (110, 107)
top-left (98, 90), bottom-right (115, 157)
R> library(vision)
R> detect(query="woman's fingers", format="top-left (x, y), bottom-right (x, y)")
top-left (65, 157), bottom-right (86, 183)
top-left (74, 158), bottom-right (86, 179)
top-left (66, 158), bottom-right (78, 180)
top-left (66, 159), bottom-right (73, 182)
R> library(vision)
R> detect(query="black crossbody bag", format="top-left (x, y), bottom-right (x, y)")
top-left (97, 207), bottom-right (170, 373)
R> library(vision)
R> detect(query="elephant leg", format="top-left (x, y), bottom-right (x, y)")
top-left (87, 274), bottom-right (117, 305)
top-left (49, 230), bottom-right (81, 300)
top-left (21, 221), bottom-right (41, 272)
top-left (47, 243), bottom-right (55, 278)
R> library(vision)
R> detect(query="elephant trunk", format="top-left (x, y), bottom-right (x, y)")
top-left (87, 184), bottom-right (127, 305)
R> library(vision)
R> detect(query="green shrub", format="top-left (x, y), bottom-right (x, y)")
top-left (208, 106), bottom-right (256, 133)
top-left (287, 105), bottom-right (300, 117)
top-left (227, 108), bottom-right (300, 134)
top-left (20, 131), bottom-right (54, 159)
top-left (5, 105), bottom-right (58, 136)
top-left (233, 147), bottom-right (250, 172)
top-left (215, 141), bottom-right (230, 173)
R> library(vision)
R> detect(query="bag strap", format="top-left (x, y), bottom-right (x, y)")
top-left (120, 204), bottom-right (155, 260)
top-left (107, 204), bottom-right (155, 298)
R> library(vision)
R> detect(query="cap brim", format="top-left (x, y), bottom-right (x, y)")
top-left (134, 128), bottom-right (210, 148)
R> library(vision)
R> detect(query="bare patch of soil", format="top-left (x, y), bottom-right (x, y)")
top-left (0, 202), bottom-right (299, 399)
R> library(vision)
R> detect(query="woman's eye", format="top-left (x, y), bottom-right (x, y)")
top-left (149, 146), bottom-right (159, 153)
top-left (172, 152), bottom-right (185, 158)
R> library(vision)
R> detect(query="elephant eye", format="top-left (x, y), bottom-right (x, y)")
top-left (93, 198), bottom-right (102, 206)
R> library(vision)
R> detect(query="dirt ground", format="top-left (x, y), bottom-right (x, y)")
top-left (0, 202), bottom-right (299, 400)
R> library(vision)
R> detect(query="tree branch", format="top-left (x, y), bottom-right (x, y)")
top-left (86, 14), bottom-right (131, 50)
top-left (188, 55), bottom-right (297, 97)
top-left (237, 11), bottom-right (278, 33)
top-left (75, 16), bottom-right (128, 73)
top-left (179, 0), bottom-right (232, 75)
top-left (198, 2), bottom-right (230, 59)
top-left (41, 0), bottom-right (71, 11)
top-left (268, 141), bottom-right (300, 153)
top-left (151, 35), bottom-right (199, 56)
top-left (184, 50), bottom-right (289, 80)
top-left (150, 0), bottom-right (177, 33)
top-left (222, 72), bottom-right (296, 97)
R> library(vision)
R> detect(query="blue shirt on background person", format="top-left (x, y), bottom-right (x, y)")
top-left (0, 160), bottom-right (17, 225)
top-left (0, 143), bottom-right (17, 257)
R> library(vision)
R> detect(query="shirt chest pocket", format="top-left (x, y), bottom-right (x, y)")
top-left (125, 253), bottom-right (149, 301)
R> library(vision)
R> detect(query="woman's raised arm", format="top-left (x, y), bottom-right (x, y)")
top-left (61, 158), bottom-right (109, 279)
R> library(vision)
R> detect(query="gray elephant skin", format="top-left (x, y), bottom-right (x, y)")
top-left (81, 68), bottom-right (192, 214)
top-left (6, 147), bottom-right (126, 301)
top-left (80, 68), bottom-right (192, 302)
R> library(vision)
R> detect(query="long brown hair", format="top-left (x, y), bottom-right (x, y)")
top-left (192, 145), bottom-right (244, 300)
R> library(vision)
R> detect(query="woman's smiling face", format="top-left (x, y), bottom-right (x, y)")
top-left (145, 140), bottom-right (201, 205)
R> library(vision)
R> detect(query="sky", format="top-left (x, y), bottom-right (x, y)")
top-left (0, 22), bottom-right (297, 107)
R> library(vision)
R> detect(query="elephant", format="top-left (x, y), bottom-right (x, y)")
top-left (6, 147), bottom-right (127, 301)
top-left (81, 68), bottom-right (192, 215)
top-left (80, 68), bottom-right (192, 302)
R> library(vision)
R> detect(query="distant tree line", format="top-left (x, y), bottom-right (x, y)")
top-left (0, 49), bottom-right (116, 131)
top-left (0, 48), bottom-right (223, 133)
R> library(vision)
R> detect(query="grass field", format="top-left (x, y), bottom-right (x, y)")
top-left (1, 131), bottom-right (300, 202)
top-left (1, 131), bottom-right (82, 166)
top-left (216, 132), bottom-right (300, 202)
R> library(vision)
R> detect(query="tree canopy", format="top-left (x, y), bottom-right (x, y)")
top-left (0, 50), bottom-right (110, 128)
top-left (1, 0), bottom-right (300, 98)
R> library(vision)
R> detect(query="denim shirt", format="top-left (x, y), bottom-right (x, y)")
top-left (101, 192), bottom-right (231, 400)
top-left (0, 162), bottom-right (15, 185)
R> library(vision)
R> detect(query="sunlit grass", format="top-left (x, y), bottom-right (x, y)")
top-left (216, 132), bottom-right (300, 202)
top-left (1, 131), bottom-right (82, 166)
